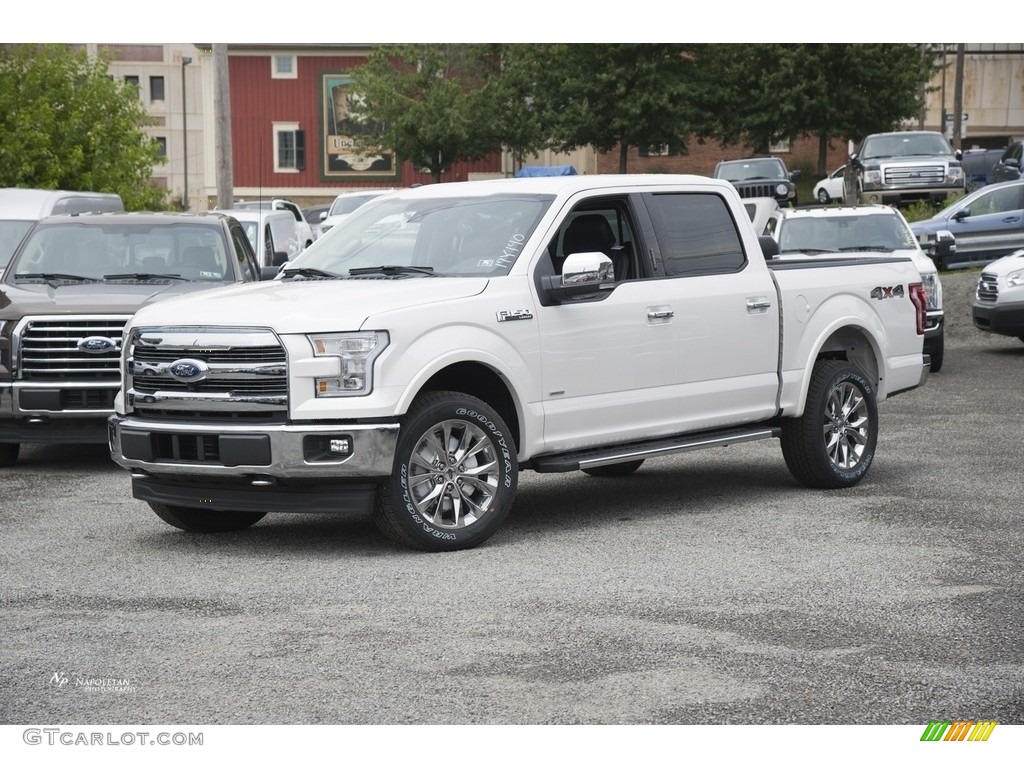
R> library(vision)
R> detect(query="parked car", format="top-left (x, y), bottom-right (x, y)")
top-left (712, 157), bottom-right (800, 206)
top-left (318, 189), bottom-right (395, 235)
top-left (812, 166), bottom-right (846, 204)
top-left (990, 141), bottom-right (1023, 183)
top-left (0, 188), bottom-right (123, 270)
top-left (763, 204), bottom-right (945, 371)
top-left (961, 147), bottom-right (1004, 192)
top-left (973, 249), bottom-right (1024, 342)
top-left (231, 198), bottom-right (315, 249)
top-left (221, 208), bottom-right (302, 266)
top-left (302, 204), bottom-right (331, 240)
top-left (742, 197), bottom-right (780, 235)
top-left (845, 130), bottom-right (964, 206)
top-left (909, 179), bottom-right (1024, 270)
top-left (0, 211), bottom-right (264, 467)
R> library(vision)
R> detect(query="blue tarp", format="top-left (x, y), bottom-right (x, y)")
top-left (514, 165), bottom-right (578, 177)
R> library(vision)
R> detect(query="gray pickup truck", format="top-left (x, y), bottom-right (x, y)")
top-left (0, 211), bottom-right (265, 466)
top-left (845, 130), bottom-right (965, 206)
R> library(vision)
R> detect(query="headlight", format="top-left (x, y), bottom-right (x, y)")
top-left (308, 331), bottom-right (388, 396)
top-left (775, 183), bottom-right (789, 197)
top-left (1007, 268), bottom-right (1024, 288)
top-left (864, 170), bottom-right (882, 186)
top-left (947, 167), bottom-right (964, 183)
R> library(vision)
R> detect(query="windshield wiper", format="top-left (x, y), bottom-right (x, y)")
top-left (781, 248), bottom-right (837, 255)
top-left (15, 272), bottom-right (98, 283)
top-left (348, 265), bottom-right (437, 277)
top-left (838, 246), bottom-right (892, 252)
top-left (103, 272), bottom-right (188, 281)
top-left (280, 266), bottom-right (340, 279)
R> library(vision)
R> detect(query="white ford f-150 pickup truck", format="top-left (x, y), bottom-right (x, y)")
top-left (107, 175), bottom-right (931, 551)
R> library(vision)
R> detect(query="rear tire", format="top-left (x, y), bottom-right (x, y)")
top-left (149, 502), bottom-right (266, 533)
top-left (374, 391), bottom-right (518, 552)
top-left (0, 442), bottom-right (19, 467)
top-left (817, 188), bottom-right (830, 204)
top-left (781, 360), bottom-right (878, 489)
top-left (925, 332), bottom-right (945, 372)
top-left (583, 460), bottom-right (644, 477)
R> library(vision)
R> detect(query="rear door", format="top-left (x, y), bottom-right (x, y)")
top-left (637, 190), bottom-right (780, 430)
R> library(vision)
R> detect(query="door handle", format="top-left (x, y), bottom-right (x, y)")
top-left (647, 309), bottom-right (674, 320)
top-left (746, 297), bottom-right (772, 312)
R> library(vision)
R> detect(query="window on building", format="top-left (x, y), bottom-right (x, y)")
top-left (273, 123), bottom-right (305, 172)
top-left (150, 75), bottom-right (165, 103)
top-left (639, 144), bottom-right (678, 157)
top-left (272, 55), bottom-right (297, 79)
top-left (124, 75), bottom-right (139, 90)
top-left (155, 136), bottom-right (167, 158)
top-left (769, 138), bottom-right (791, 153)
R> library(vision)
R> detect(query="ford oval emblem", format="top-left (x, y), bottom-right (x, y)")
top-left (77, 336), bottom-right (118, 354)
top-left (168, 358), bottom-right (209, 382)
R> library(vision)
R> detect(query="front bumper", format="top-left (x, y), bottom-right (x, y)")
top-left (108, 414), bottom-right (400, 516)
top-left (973, 300), bottom-right (1024, 337)
top-left (108, 414), bottom-right (400, 478)
top-left (859, 185), bottom-right (962, 204)
top-left (0, 382), bottom-right (114, 443)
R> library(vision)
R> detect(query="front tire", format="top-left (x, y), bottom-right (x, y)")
top-left (374, 391), bottom-right (518, 552)
top-left (149, 502), bottom-right (266, 533)
top-left (0, 442), bottom-right (20, 467)
top-left (780, 360), bottom-right (878, 489)
top-left (817, 188), bottom-right (830, 204)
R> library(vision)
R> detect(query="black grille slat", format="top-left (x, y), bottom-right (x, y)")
top-left (134, 346), bottom-right (285, 363)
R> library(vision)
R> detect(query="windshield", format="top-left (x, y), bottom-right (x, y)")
top-left (0, 220), bottom-right (34, 268)
top-left (288, 192), bottom-right (553, 277)
top-left (716, 159), bottom-right (786, 181)
top-left (861, 133), bottom-right (955, 160)
top-left (779, 214), bottom-right (918, 254)
top-left (8, 221), bottom-right (234, 283)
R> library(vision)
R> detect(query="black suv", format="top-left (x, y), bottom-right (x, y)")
top-left (712, 157), bottom-right (800, 206)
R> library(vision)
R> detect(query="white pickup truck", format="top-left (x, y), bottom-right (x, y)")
top-left (108, 175), bottom-right (930, 551)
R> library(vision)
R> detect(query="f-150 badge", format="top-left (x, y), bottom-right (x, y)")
top-left (496, 309), bottom-right (533, 322)
top-left (871, 285), bottom-right (905, 300)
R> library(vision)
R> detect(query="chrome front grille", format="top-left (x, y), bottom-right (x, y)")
top-left (883, 164), bottom-right (945, 186)
top-left (125, 328), bottom-right (288, 420)
top-left (15, 316), bottom-right (130, 381)
top-left (976, 272), bottom-right (999, 303)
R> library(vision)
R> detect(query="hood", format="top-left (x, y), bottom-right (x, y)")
top-left (983, 249), bottom-right (1024, 276)
top-left (128, 276), bottom-right (490, 334)
top-left (0, 280), bottom-right (227, 317)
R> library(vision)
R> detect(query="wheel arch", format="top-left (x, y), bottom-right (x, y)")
top-left (784, 322), bottom-right (883, 417)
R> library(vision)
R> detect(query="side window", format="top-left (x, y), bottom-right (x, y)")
top-left (643, 193), bottom-right (746, 277)
top-left (549, 201), bottom-right (641, 282)
top-left (230, 226), bottom-right (259, 280)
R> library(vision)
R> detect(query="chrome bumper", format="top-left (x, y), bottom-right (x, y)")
top-left (108, 414), bottom-right (400, 479)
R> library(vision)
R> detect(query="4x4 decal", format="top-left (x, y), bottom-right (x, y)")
top-left (871, 285), bottom-right (905, 300)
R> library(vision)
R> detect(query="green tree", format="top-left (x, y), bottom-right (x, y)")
top-left (0, 44), bottom-right (166, 210)
top-left (349, 44), bottom-right (508, 184)
top-left (690, 44), bottom-right (942, 177)
top-left (525, 44), bottom-right (697, 173)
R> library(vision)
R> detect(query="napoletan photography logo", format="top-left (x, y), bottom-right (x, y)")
top-left (49, 671), bottom-right (138, 694)
top-left (920, 720), bottom-right (997, 742)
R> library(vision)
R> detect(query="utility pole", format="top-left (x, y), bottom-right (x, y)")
top-left (952, 44), bottom-right (965, 151)
top-left (213, 44), bottom-right (233, 209)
